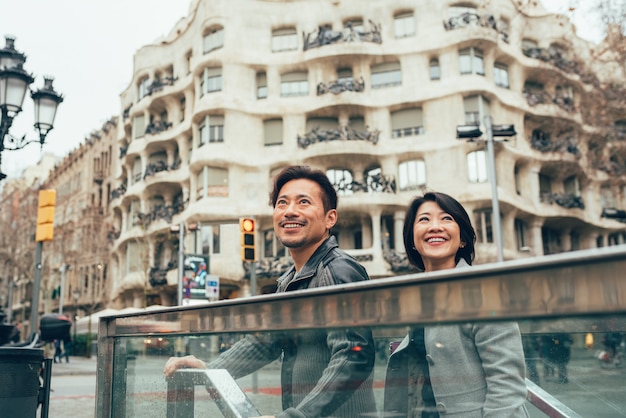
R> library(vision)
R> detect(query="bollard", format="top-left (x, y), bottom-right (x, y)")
top-left (0, 347), bottom-right (44, 417)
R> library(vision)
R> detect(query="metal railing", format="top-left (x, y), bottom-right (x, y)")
top-left (96, 245), bottom-right (626, 417)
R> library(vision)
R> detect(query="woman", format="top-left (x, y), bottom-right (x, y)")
top-left (383, 192), bottom-right (529, 417)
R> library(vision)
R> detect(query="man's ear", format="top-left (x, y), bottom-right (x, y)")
top-left (326, 209), bottom-right (338, 230)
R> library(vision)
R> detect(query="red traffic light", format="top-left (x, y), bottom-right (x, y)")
top-left (240, 218), bottom-right (255, 232)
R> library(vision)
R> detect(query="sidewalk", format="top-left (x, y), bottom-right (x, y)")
top-left (50, 355), bottom-right (98, 376)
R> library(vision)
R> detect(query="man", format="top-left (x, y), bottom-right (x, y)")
top-left (164, 165), bottom-right (376, 417)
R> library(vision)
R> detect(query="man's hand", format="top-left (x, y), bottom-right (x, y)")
top-left (163, 355), bottom-right (207, 378)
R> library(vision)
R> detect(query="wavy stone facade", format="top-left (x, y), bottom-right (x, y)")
top-left (109, 0), bottom-right (626, 307)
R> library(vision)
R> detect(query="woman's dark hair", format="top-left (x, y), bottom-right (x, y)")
top-left (402, 191), bottom-right (476, 271)
top-left (269, 165), bottom-right (338, 212)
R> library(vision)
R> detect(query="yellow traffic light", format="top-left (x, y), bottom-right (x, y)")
top-left (239, 217), bottom-right (256, 262)
top-left (36, 189), bottom-right (56, 242)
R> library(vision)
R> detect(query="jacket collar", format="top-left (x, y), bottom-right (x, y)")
top-left (277, 235), bottom-right (338, 286)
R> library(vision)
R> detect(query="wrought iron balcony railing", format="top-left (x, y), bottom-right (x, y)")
top-left (303, 20), bottom-right (382, 51)
top-left (540, 193), bottom-right (585, 209)
top-left (297, 124), bottom-right (380, 149)
top-left (317, 77), bottom-right (365, 95)
top-left (443, 12), bottom-right (509, 42)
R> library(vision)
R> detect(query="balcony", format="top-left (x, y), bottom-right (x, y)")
top-left (303, 20), bottom-right (382, 51)
top-left (540, 193), bottom-right (585, 209)
top-left (522, 46), bottom-right (580, 74)
top-left (443, 12), bottom-right (509, 42)
top-left (316, 77), bottom-right (365, 95)
top-left (530, 130), bottom-right (579, 156)
top-left (297, 124), bottom-right (380, 149)
top-left (145, 120), bottom-right (173, 136)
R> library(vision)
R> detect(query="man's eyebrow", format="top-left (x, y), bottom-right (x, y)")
top-left (277, 193), bottom-right (312, 200)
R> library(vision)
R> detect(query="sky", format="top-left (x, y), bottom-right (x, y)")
top-left (0, 0), bottom-right (605, 180)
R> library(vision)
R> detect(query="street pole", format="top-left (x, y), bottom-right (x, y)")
top-left (58, 263), bottom-right (66, 314)
top-left (177, 222), bottom-right (184, 306)
top-left (30, 241), bottom-right (44, 334)
top-left (484, 115), bottom-right (504, 263)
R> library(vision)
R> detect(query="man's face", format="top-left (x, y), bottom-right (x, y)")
top-left (273, 178), bottom-right (337, 250)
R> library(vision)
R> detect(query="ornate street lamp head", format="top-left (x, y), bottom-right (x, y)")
top-left (31, 76), bottom-right (64, 144)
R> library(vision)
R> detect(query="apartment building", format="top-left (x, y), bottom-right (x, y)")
top-left (41, 0), bottom-right (626, 309)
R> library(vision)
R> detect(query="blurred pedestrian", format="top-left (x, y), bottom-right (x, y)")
top-left (62, 335), bottom-right (71, 363)
top-left (54, 339), bottom-right (62, 363)
top-left (542, 333), bottom-right (573, 383)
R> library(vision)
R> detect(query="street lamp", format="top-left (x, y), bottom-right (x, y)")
top-left (456, 116), bottom-right (516, 263)
top-left (0, 35), bottom-right (63, 181)
top-left (72, 290), bottom-right (80, 346)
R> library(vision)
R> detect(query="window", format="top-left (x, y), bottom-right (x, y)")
top-left (203, 27), bottom-right (224, 54)
top-left (449, 5), bottom-right (477, 18)
top-left (494, 63), bottom-right (509, 88)
top-left (398, 159), bottom-right (426, 191)
top-left (600, 185), bottom-right (616, 208)
top-left (198, 115), bottom-right (224, 146)
top-left (207, 167), bottom-right (228, 197)
top-left (192, 224), bottom-right (221, 255)
top-left (256, 72), bottom-right (267, 99)
top-left (571, 230), bottom-right (581, 251)
top-left (391, 108), bottom-right (424, 138)
top-left (281, 71), bottom-right (308, 97)
top-left (180, 98), bottom-right (186, 122)
top-left (344, 18), bottom-right (364, 33)
top-left (474, 209), bottom-right (493, 243)
top-left (429, 58), bottom-right (440, 80)
top-left (138, 77), bottom-right (150, 99)
top-left (514, 165), bottom-right (522, 195)
top-left (187, 137), bottom-right (193, 163)
top-left (132, 157), bottom-right (142, 184)
top-left (337, 68), bottom-right (353, 84)
top-left (148, 151), bottom-right (167, 168)
top-left (371, 62), bottom-right (402, 88)
top-left (539, 174), bottom-right (552, 201)
top-left (306, 116), bottom-right (338, 132)
top-left (463, 95), bottom-right (490, 125)
top-left (467, 150), bottom-right (487, 183)
top-left (327, 168), bottom-right (354, 196)
top-left (264, 229), bottom-right (288, 258)
top-left (126, 242), bottom-right (143, 273)
top-left (514, 218), bottom-right (528, 250)
top-left (132, 114), bottom-right (145, 140)
top-left (196, 166), bottom-right (229, 199)
top-left (185, 51), bottom-right (193, 75)
top-left (394, 11), bottom-right (415, 38)
top-left (615, 120), bottom-right (626, 136)
top-left (564, 176), bottom-right (580, 196)
top-left (459, 47), bottom-right (484, 75)
top-left (272, 27), bottom-right (297, 52)
top-left (349, 116), bottom-right (365, 131)
top-left (201, 67), bottom-right (222, 95)
top-left (542, 227), bottom-right (562, 255)
top-left (129, 199), bottom-right (141, 229)
top-left (264, 119), bottom-right (283, 146)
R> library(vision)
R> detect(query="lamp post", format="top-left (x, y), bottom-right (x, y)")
top-left (0, 35), bottom-right (63, 181)
top-left (456, 116), bottom-right (516, 263)
top-left (72, 290), bottom-right (80, 348)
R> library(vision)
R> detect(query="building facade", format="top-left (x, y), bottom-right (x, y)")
top-left (105, 0), bottom-right (626, 308)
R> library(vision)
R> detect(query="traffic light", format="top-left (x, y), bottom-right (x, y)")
top-left (240, 217), bottom-right (256, 262)
top-left (36, 189), bottom-right (56, 242)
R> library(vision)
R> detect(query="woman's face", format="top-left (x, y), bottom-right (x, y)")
top-left (412, 200), bottom-right (463, 271)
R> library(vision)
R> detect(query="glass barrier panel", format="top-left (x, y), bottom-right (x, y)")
top-left (105, 317), bottom-right (625, 418)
